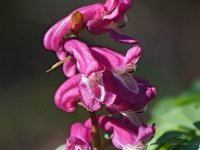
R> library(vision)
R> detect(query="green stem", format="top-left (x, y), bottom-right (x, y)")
top-left (89, 111), bottom-right (102, 150)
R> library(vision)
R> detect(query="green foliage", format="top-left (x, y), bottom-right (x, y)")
top-left (148, 80), bottom-right (200, 150)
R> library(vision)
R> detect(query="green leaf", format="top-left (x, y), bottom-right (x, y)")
top-left (149, 79), bottom-right (200, 150)
top-left (155, 131), bottom-right (185, 145)
top-left (194, 121), bottom-right (200, 131)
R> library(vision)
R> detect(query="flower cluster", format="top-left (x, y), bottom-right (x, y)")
top-left (44, 0), bottom-right (156, 150)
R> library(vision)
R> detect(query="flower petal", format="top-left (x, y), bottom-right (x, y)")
top-left (104, 0), bottom-right (119, 13)
top-left (91, 47), bottom-right (125, 71)
top-left (109, 29), bottom-right (139, 44)
top-left (62, 56), bottom-right (77, 77)
top-left (98, 115), bottom-right (156, 150)
top-left (103, 0), bottom-right (132, 22)
top-left (124, 45), bottom-right (142, 72)
top-left (54, 74), bottom-right (81, 112)
top-left (43, 19), bottom-right (63, 50)
top-left (47, 4), bottom-right (105, 51)
top-left (64, 39), bottom-right (105, 77)
top-left (79, 75), bottom-right (103, 111)
top-left (87, 19), bottom-right (110, 34)
top-left (66, 137), bottom-right (91, 150)
top-left (70, 123), bottom-right (92, 142)
top-left (102, 71), bottom-right (156, 112)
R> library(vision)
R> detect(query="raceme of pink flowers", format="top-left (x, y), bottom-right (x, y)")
top-left (44, 0), bottom-right (157, 150)
top-left (64, 114), bottom-right (155, 150)
top-left (44, 0), bottom-right (137, 51)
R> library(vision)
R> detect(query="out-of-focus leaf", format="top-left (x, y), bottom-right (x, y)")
top-left (148, 79), bottom-right (200, 150)
top-left (154, 131), bottom-right (185, 145)
top-left (182, 103), bottom-right (200, 123)
top-left (194, 121), bottom-right (200, 131)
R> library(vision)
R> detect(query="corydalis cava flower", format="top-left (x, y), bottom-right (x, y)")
top-left (44, 0), bottom-right (137, 51)
top-left (86, 114), bottom-right (155, 150)
top-left (54, 39), bottom-right (156, 113)
top-left (43, 0), bottom-right (157, 149)
top-left (56, 114), bottom-right (155, 150)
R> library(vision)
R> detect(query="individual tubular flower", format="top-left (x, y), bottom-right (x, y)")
top-left (98, 115), bottom-right (156, 150)
top-left (55, 72), bottom-right (116, 112)
top-left (54, 74), bottom-right (81, 113)
top-left (43, 0), bottom-right (137, 51)
top-left (66, 122), bottom-right (93, 150)
top-left (103, 71), bottom-right (157, 113)
top-left (55, 39), bottom-right (116, 112)
top-left (55, 38), bottom-right (106, 78)
top-left (55, 39), bottom-right (156, 113)
top-left (91, 45), bottom-right (142, 73)
top-left (90, 45), bottom-right (156, 112)
top-left (63, 39), bottom-right (105, 77)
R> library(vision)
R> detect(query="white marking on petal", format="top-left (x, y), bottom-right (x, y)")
top-left (113, 72), bottom-right (139, 94)
top-left (99, 80), bottom-right (106, 102)
top-left (123, 143), bottom-right (147, 150)
top-left (81, 73), bottom-right (105, 103)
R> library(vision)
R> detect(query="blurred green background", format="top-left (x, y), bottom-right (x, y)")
top-left (1, 0), bottom-right (200, 149)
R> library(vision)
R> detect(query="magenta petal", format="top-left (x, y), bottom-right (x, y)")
top-left (124, 45), bottom-right (142, 71)
top-left (87, 19), bottom-right (110, 34)
top-left (104, 0), bottom-right (119, 13)
top-left (66, 137), bottom-right (91, 150)
top-left (136, 124), bottom-right (156, 144)
top-left (43, 19), bottom-right (63, 50)
top-left (109, 29), bottom-right (139, 44)
top-left (91, 45), bottom-right (142, 72)
top-left (54, 74), bottom-right (81, 112)
top-left (70, 123), bottom-right (92, 142)
top-left (51, 16), bottom-right (72, 50)
top-left (103, 91), bottom-right (117, 107)
top-left (91, 47), bottom-right (125, 71)
top-left (56, 50), bottom-right (77, 77)
top-left (64, 39), bottom-right (105, 77)
top-left (99, 116), bottom-right (136, 149)
top-left (103, 0), bottom-right (132, 21)
top-left (66, 121), bottom-right (93, 150)
top-left (56, 50), bottom-right (67, 60)
top-left (48, 4), bottom-right (105, 51)
top-left (62, 56), bottom-right (77, 77)
top-left (79, 75), bottom-right (102, 111)
top-left (98, 115), bottom-right (156, 149)
top-left (102, 70), bottom-right (156, 112)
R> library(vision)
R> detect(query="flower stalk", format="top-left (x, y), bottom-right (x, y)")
top-left (89, 111), bottom-right (102, 150)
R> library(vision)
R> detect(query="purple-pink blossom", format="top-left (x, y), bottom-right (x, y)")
top-left (54, 39), bottom-right (156, 113)
top-left (43, 0), bottom-right (137, 51)
top-left (66, 122), bottom-right (92, 150)
top-left (64, 113), bottom-right (155, 150)
top-left (98, 115), bottom-right (156, 150)
top-left (43, 1), bottom-right (157, 149)
top-left (81, 113), bottom-right (156, 150)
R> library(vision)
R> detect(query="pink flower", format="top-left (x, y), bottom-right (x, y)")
top-left (54, 72), bottom-right (116, 112)
top-left (98, 114), bottom-right (156, 150)
top-left (66, 122), bottom-right (93, 150)
top-left (55, 39), bottom-right (156, 112)
top-left (103, 71), bottom-right (157, 113)
top-left (63, 39), bottom-right (105, 77)
top-left (54, 74), bottom-right (81, 112)
top-left (90, 45), bottom-right (156, 112)
top-left (91, 45), bottom-right (142, 73)
top-left (56, 38), bottom-right (105, 78)
top-left (43, 0), bottom-right (137, 51)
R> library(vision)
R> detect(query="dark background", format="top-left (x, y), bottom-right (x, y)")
top-left (1, 0), bottom-right (200, 149)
